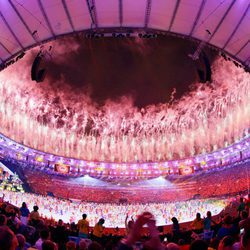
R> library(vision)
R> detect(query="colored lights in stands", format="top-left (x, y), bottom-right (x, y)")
top-left (79, 161), bottom-right (86, 167)
top-left (0, 133), bottom-right (249, 178)
top-left (101, 163), bottom-right (106, 168)
top-left (201, 160), bottom-right (206, 166)
top-left (54, 163), bottom-right (70, 174)
top-left (130, 164), bottom-right (137, 170)
top-left (35, 155), bottom-right (44, 162)
top-left (185, 159), bottom-right (193, 164)
top-left (179, 166), bottom-right (194, 175)
top-left (173, 161), bottom-right (179, 167)
top-left (16, 153), bottom-right (23, 160)
top-left (242, 149), bottom-right (250, 158)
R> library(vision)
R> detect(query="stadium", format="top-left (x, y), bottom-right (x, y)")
top-left (0, 0), bottom-right (249, 249)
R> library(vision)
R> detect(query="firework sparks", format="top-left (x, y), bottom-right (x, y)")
top-left (0, 42), bottom-right (249, 163)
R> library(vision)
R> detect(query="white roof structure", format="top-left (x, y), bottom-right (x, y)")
top-left (0, 0), bottom-right (249, 68)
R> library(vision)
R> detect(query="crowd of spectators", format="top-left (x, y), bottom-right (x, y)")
top-left (1, 189), bottom-right (227, 227)
top-left (175, 161), bottom-right (250, 199)
top-left (1, 192), bottom-right (250, 249)
top-left (19, 161), bottom-right (250, 203)
top-left (0, 159), bottom-right (249, 249)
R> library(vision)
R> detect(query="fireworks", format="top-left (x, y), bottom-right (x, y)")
top-left (0, 46), bottom-right (249, 163)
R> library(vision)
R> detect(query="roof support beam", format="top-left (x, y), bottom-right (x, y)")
top-left (189, 0), bottom-right (206, 36)
top-left (62, 0), bottom-right (75, 31)
top-left (86, 0), bottom-right (98, 28)
top-left (0, 41), bottom-right (12, 55)
top-left (144, 0), bottom-right (152, 28)
top-left (207, 0), bottom-right (236, 43)
top-left (244, 59), bottom-right (250, 70)
top-left (37, 0), bottom-right (55, 36)
top-left (244, 55), bottom-right (250, 65)
top-left (235, 40), bottom-right (249, 56)
top-left (0, 11), bottom-right (24, 49)
top-left (223, 3), bottom-right (250, 50)
top-left (168, 0), bottom-right (181, 31)
top-left (119, 0), bottom-right (123, 27)
top-left (8, 0), bottom-right (36, 42)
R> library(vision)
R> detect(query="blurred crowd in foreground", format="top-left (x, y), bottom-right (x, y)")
top-left (1, 191), bottom-right (250, 249)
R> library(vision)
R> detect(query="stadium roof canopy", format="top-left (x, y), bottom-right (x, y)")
top-left (0, 0), bottom-right (249, 69)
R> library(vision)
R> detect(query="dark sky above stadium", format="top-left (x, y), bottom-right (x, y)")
top-left (41, 35), bottom-right (216, 108)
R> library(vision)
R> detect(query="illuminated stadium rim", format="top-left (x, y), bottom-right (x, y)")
top-left (0, 132), bottom-right (249, 178)
top-left (0, 30), bottom-right (249, 177)
top-left (0, 28), bottom-right (249, 72)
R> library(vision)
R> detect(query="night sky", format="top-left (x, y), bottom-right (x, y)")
top-left (43, 35), bottom-right (217, 108)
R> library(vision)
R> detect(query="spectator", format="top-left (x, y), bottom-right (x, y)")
top-left (190, 213), bottom-right (203, 233)
top-left (0, 214), bottom-right (7, 226)
top-left (166, 242), bottom-right (180, 250)
top-left (189, 239), bottom-right (208, 250)
top-left (78, 214), bottom-right (89, 238)
top-left (0, 203), bottom-right (7, 215)
top-left (79, 239), bottom-right (88, 250)
top-left (217, 215), bottom-right (236, 240)
top-left (178, 239), bottom-right (189, 250)
top-left (88, 241), bottom-right (103, 250)
top-left (66, 240), bottom-right (76, 250)
top-left (16, 233), bottom-right (31, 250)
top-left (93, 218), bottom-right (105, 243)
top-left (237, 198), bottom-right (245, 216)
top-left (241, 230), bottom-right (250, 250)
top-left (0, 226), bottom-right (18, 250)
top-left (20, 202), bottom-right (30, 226)
top-left (239, 210), bottom-right (249, 230)
top-left (204, 211), bottom-right (216, 232)
top-left (125, 214), bottom-right (134, 235)
top-left (119, 212), bottom-right (163, 250)
top-left (69, 222), bottom-right (78, 237)
top-left (171, 217), bottom-right (180, 242)
top-left (7, 208), bottom-right (21, 234)
top-left (29, 205), bottom-right (40, 227)
top-left (35, 229), bottom-right (50, 250)
top-left (218, 236), bottom-right (234, 250)
top-left (42, 240), bottom-right (57, 250)
top-left (53, 219), bottom-right (68, 248)
top-left (245, 194), bottom-right (250, 214)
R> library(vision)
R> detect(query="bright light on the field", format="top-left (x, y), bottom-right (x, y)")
top-left (72, 175), bottom-right (110, 187)
top-left (136, 176), bottom-right (175, 188)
